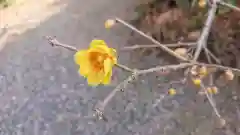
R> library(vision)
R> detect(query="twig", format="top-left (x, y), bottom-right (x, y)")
top-left (138, 63), bottom-right (193, 74)
top-left (197, 62), bottom-right (240, 73)
top-left (219, 1), bottom-right (240, 12)
top-left (94, 71), bottom-right (139, 120)
top-left (45, 36), bottom-right (78, 52)
top-left (115, 18), bottom-right (189, 61)
top-left (204, 47), bottom-right (221, 64)
top-left (200, 83), bottom-right (221, 118)
top-left (116, 64), bottom-right (134, 72)
top-left (45, 36), bottom-right (134, 72)
top-left (121, 42), bottom-right (196, 50)
top-left (157, 79), bottom-right (186, 87)
top-left (193, 2), bottom-right (218, 61)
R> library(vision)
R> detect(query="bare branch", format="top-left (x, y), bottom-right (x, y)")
top-left (45, 36), bottom-right (78, 52)
top-left (115, 64), bottom-right (134, 72)
top-left (115, 18), bottom-right (189, 61)
top-left (219, 1), bottom-right (240, 12)
top-left (121, 42), bottom-right (196, 50)
top-left (193, 2), bottom-right (218, 61)
top-left (200, 83), bottom-right (222, 118)
top-left (204, 48), bottom-right (221, 64)
top-left (94, 71), bottom-right (139, 120)
top-left (138, 63), bottom-right (194, 74)
top-left (197, 62), bottom-right (240, 73)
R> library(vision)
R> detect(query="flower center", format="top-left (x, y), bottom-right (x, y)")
top-left (89, 52), bottom-right (107, 72)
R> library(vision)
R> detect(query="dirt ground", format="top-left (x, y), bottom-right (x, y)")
top-left (0, 0), bottom-right (240, 135)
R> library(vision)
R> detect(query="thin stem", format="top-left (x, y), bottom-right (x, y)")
top-left (204, 47), bottom-right (221, 64)
top-left (219, 1), bottom-right (240, 12)
top-left (94, 72), bottom-right (139, 119)
top-left (200, 83), bottom-right (221, 118)
top-left (121, 42), bottom-right (196, 50)
top-left (115, 64), bottom-right (134, 72)
top-left (115, 18), bottom-right (189, 62)
top-left (138, 63), bottom-right (193, 74)
top-left (193, 2), bottom-right (218, 61)
top-left (197, 62), bottom-right (240, 73)
top-left (45, 36), bottom-right (78, 52)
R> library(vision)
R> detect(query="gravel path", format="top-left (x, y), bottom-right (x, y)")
top-left (1, 0), bottom-right (240, 135)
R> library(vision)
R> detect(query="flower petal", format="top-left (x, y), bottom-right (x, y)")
top-left (89, 40), bottom-right (116, 57)
top-left (90, 40), bottom-right (107, 48)
top-left (102, 70), bottom-right (112, 85)
top-left (87, 71), bottom-right (104, 86)
top-left (74, 50), bottom-right (90, 76)
top-left (104, 58), bottom-right (113, 76)
top-left (74, 50), bottom-right (88, 65)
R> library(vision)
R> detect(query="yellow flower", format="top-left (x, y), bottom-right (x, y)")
top-left (193, 78), bottom-right (201, 86)
top-left (74, 39), bottom-right (117, 86)
top-left (105, 19), bottom-right (116, 29)
top-left (168, 88), bottom-right (176, 96)
top-left (207, 86), bottom-right (218, 94)
top-left (198, 0), bottom-right (206, 8)
top-left (199, 66), bottom-right (207, 76)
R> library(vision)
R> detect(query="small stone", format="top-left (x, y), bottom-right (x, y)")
top-left (49, 76), bottom-right (55, 81)
top-left (11, 96), bottom-right (16, 101)
top-left (232, 96), bottom-right (238, 100)
top-left (61, 84), bottom-right (67, 89)
top-left (216, 118), bottom-right (226, 128)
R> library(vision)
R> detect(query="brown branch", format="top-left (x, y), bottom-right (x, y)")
top-left (219, 1), bottom-right (240, 12)
top-left (138, 63), bottom-right (194, 74)
top-left (193, 2), bottom-right (218, 61)
top-left (45, 36), bottom-right (78, 52)
top-left (94, 71), bottom-right (139, 120)
top-left (121, 42), bottom-right (196, 51)
top-left (204, 47), bottom-right (221, 64)
top-left (200, 83), bottom-right (222, 118)
top-left (115, 18), bottom-right (189, 62)
top-left (115, 64), bottom-right (134, 72)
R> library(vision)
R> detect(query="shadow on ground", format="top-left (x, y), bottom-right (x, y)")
top-left (0, 0), bottom-right (240, 135)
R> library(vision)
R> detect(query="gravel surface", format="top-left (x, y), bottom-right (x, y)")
top-left (1, 0), bottom-right (240, 135)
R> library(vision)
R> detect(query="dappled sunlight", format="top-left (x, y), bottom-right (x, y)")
top-left (0, 0), bottom-right (67, 51)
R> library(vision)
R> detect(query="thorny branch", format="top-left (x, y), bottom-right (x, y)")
top-left (46, 0), bottom-right (240, 121)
